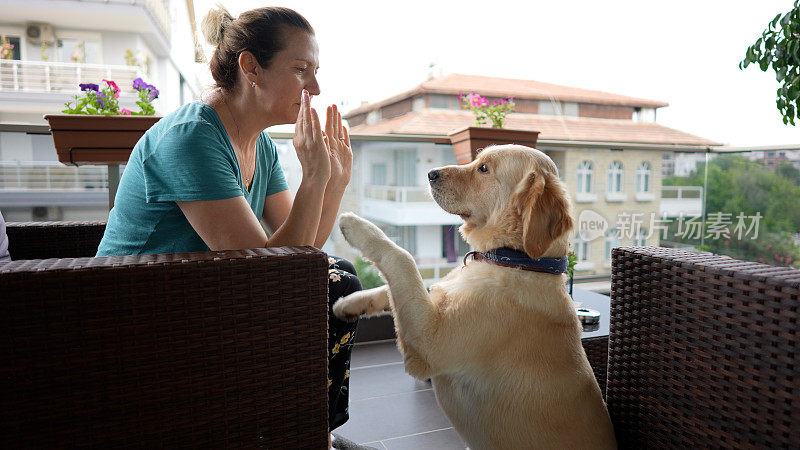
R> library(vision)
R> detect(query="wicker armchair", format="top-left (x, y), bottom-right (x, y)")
top-left (608, 246), bottom-right (800, 449)
top-left (0, 221), bottom-right (329, 448)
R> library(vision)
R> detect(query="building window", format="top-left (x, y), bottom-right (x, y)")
top-left (0, 36), bottom-right (21, 60)
top-left (634, 227), bottom-right (648, 246)
top-left (574, 234), bottom-right (589, 262)
top-left (563, 102), bottom-right (578, 116)
top-left (429, 94), bottom-right (457, 109)
top-left (366, 110), bottom-right (381, 125)
top-left (636, 162), bottom-right (651, 193)
top-left (607, 161), bottom-right (623, 194)
top-left (382, 224), bottom-right (417, 255)
top-left (442, 225), bottom-right (470, 263)
top-left (577, 160), bottom-right (593, 194)
top-left (604, 229), bottom-right (619, 262)
top-left (57, 38), bottom-right (101, 64)
top-left (371, 163), bottom-right (387, 186)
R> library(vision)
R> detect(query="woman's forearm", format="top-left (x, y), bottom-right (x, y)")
top-left (314, 184), bottom-right (346, 249)
top-left (266, 176), bottom-right (327, 247)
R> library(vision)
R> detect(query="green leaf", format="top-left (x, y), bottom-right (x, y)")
top-left (760, 58), bottom-right (770, 71)
top-left (766, 36), bottom-right (776, 50)
top-left (777, 65), bottom-right (788, 81)
top-left (771, 13), bottom-right (782, 28)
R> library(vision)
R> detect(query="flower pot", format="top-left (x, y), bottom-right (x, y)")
top-left (44, 114), bottom-right (161, 165)
top-left (447, 126), bottom-right (540, 164)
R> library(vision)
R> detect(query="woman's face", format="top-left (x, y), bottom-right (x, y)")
top-left (251, 26), bottom-right (320, 126)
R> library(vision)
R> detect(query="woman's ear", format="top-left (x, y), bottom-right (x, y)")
top-left (512, 170), bottom-right (574, 258)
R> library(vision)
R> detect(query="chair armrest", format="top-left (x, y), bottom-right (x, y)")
top-left (6, 221), bottom-right (107, 260)
top-left (581, 335), bottom-right (609, 398)
top-left (608, 246), bottom-right (800, 448)
top-left (0, 246), bottom-right (329, 448)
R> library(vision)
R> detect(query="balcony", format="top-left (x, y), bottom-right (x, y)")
top-left (659, 185), bottom-right (703, 217)
top-left (0, 161), bottom-right (109, 207)
top-left (0, 60), bottom-right (142, 115)
top-left (361, 185), bottom-right (461, 226)
top-left (5, 0), bottom-right (170, 48)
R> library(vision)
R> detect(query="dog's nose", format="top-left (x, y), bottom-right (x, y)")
top-left (428, 169), bottom-right (441, 183)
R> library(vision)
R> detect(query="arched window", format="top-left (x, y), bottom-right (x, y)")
top-left (607, 161), bottom-right (623, 193)
top-left (604, 229), bottom-right (620, 262)
top-left (636, 162), bottom-right (651, 193)
top-left (577, 161), bottom-right (593, 194)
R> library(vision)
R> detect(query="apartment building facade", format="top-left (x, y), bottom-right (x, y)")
top-left (0, 0), bottom-right (204, 221)
top-left (340, 74), bottom-right (718, 278)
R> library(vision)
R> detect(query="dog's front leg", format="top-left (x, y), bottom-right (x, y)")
top-left (338, 213), bottom-right (439, 377)
top-left (333, 285), bottom-right (392, 322)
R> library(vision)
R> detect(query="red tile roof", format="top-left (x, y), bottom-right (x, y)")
top-left (349, 109), bottom-right (721, 147)
top-left (345, 73), bottom-right (669, 117)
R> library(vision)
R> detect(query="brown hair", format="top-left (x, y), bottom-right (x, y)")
top-left (201, 5), bottom-right (314, 92)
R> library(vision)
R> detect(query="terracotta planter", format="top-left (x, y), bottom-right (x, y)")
top-left (44, 114), bottom-right (161, 165)
top-left (447, 126), bottom-right (541, 164)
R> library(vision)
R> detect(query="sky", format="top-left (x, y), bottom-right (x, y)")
top-left (193, 0), bottom-right (799, 147)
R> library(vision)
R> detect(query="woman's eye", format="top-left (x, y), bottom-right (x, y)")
top-left (478, 164), bottom-right (488, 173)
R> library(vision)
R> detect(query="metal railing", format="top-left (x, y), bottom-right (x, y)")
top-left (0, 60), bottom-right (142, 94)
top-left (364, 185), bottom-right (431, 203)
top-left (661, 186), bottom-right (703, 199)
top-left (0, 161), bottom-right (111, 191)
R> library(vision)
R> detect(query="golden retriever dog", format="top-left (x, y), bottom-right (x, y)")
top-left (333, 144), bottom-right (616, 449)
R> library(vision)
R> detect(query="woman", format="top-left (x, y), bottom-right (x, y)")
top-left (97, 6), bottom-right (364, 447)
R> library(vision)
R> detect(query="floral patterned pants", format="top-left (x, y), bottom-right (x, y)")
top-left (327, 256), bottom-right (361, 430)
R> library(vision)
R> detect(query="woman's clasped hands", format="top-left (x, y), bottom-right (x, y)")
top-left (293, 89), bottom-right (352, 191)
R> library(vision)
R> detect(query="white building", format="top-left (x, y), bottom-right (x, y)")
top-left (1, 0), bottom-right (205, 221)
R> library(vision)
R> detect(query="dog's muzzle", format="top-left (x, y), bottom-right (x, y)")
top-left (428, 169), bottom-right (441, 184)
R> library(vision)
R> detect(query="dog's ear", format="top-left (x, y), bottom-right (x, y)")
top-left (512, 170), bottom-right (574, 258)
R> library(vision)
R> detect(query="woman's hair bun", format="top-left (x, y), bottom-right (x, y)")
top-left (201, 4), bottom-right (234, 46)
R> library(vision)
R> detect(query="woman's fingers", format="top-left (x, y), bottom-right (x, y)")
top-left (342, 125), bottom-right (350, 148)
top-left (325, 105), bottom-right (335, 142)
top-left (335, 105), bottom-right (342, 140)
top-left (309, 105), bottom-right (323, 144)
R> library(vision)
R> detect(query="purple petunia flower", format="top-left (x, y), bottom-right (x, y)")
top-left (96, 92), bottom-right (106, 108)
top-left (132, 77), bottom-right (148, 91)
top-left (147, 86), bottom-right (159, 101)
top-left (80, 83), bottom-right (99, 92)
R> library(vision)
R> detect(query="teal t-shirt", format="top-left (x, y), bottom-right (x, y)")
top-left (96, 101), bottom-right (289, 256)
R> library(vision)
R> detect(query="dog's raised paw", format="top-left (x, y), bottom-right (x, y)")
top-left (338, 212), bottom-right (391, 257)
top-left (333, 295), bottom-right (367, 322)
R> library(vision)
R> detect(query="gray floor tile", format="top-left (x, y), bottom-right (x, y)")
top-left (351, 340), bottom-right (403, 369)
top-left (349, 359), bottom-right (431, 401)
top-left (380, 427), bottom-right (467, 450)
top-left (335, 388), bottom-right (453, 444)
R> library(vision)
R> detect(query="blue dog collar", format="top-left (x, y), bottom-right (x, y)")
top-left (464, 247), bottom-right (568, 275)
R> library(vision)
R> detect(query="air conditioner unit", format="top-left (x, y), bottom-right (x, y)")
top-left (25, 23), bottom-right (55, 45)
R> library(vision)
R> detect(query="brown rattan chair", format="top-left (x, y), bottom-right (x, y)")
top-left (1, 221), bottom-right (329, 448)
top-left (607, 246), bottom-right (800, 449)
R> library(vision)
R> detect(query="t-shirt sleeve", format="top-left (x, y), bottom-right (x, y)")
top-left (263, 134), bottom-right (289, 197)
top-left (142, 121), bottom-right (243, 203)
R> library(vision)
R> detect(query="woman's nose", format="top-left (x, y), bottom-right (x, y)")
top-left (306, 76), bottom-right (321, 96)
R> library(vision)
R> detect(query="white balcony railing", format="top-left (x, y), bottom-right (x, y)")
top-left (660, 186), bottom-right (704, 217)
top-left (661, 186), bottom-right (703, 199)
top-left (364, 185), bottom-right (431, 203)
top-left (0, 60), bottom-right (142, 94)
top-left (0, 161), bottom-right (111, 191)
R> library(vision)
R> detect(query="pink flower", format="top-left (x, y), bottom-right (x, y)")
top-left (103, 79), bottom-right (121, 98)
top-left (120, 108), bottom-right (131, 115)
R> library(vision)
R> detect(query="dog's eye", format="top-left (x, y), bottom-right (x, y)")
top-left (478, 164), bottom-right (489, 173)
